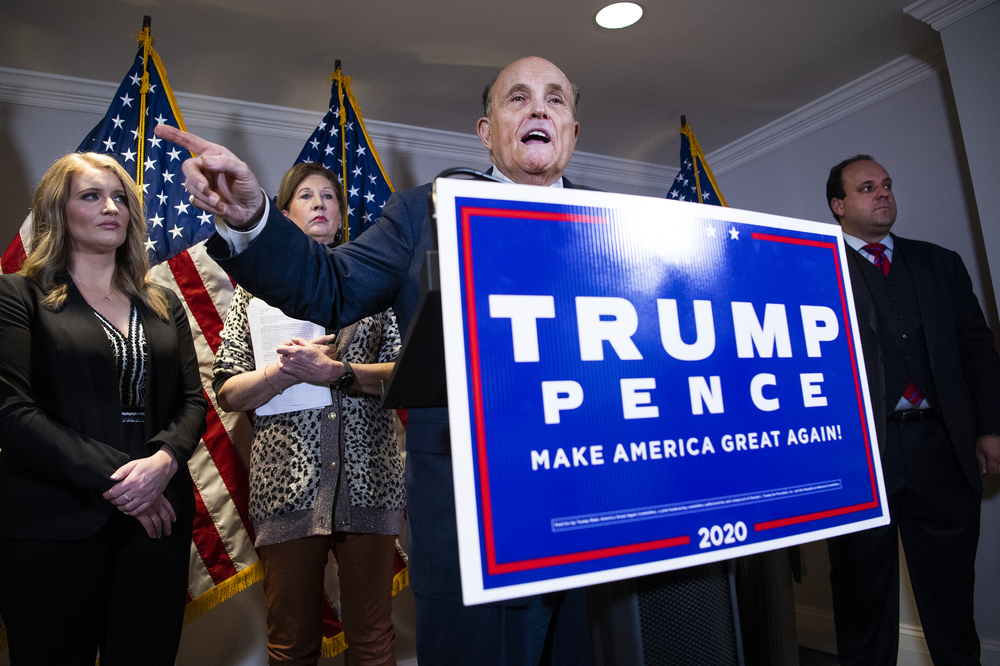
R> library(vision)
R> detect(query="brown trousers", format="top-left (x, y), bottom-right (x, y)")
top-left (260, 533), bottom-right (398, 666)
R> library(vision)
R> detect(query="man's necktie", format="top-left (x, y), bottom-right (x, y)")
top-left (863, 243), bottom-right (890, 276)
top-left (862, 243), bottom-right (925, 408)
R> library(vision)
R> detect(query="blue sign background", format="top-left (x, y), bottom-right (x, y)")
top-left (448, 194), bottom-right (883, 592)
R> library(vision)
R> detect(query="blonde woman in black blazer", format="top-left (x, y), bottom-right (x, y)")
top-left (0, 153), bottom-right (206, 665)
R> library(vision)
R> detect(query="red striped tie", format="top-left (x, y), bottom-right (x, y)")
top-left (862, 243), bottom-right (890, 276)
top-left (864, 243), bottom-right (925, 407)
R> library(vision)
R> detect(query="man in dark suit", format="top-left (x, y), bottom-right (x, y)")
top-left (157, 56), bottom-right (592, 665)
top-left (825, 155), bottom-right (1000, 665)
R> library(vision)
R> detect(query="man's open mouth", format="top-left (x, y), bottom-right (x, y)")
top-left (522, 130), bottom-right (551, 144)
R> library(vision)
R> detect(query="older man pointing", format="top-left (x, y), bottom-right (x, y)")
top-left (158, 56), bottom-right (593, 665)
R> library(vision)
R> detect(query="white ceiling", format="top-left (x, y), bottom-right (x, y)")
top-left (1, 0), bottom-right (940, 166)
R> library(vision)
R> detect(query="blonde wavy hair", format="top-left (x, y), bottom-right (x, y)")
top-left (20, 152), bottom-right (168, 319)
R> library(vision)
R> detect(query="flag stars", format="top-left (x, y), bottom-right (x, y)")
top-left (174, 201), bottom-right (190, 215)
top-left (346, 121), bottom-right (354, 132)
top-left (120, 94), bottom-right (133, 107)
top-left (669, 189), bottom-right (680, 198)
top-left (103, 138), bottom-right (115, 152)
top-left (144, 238), bottom-right (156, 251)
top-left (154, 114), bottom-right (168, 125)
top-left (169, 225), bottom-right (184, 239)
top-left (355, 145), bottom-right (366, 157)
top-left (149, 213), bottom-right (164, 228)
top-left (144, 157), bottom-right (156, 172)
top-left (729, 228), bottom-right (740, 240)
top-left (130, 73), bottom-right (142, 86)
top-left (130, 128), bottom-right (140, 141)
top-left (167, 147), bottom-right (182, 161)
top-left (310, 138), bottom-right (321, 150)
top-left (163, 171), bottom-right (175, 184)
top-left (364, 192), bottom-right (375, 204)
top-left (702, 192), bottom-right (712, 202)
top-left (318, 121), bottom-right (327, 131)
top-left (368, 174), bottom-right (378, 185)
top-left (198, 211), bottom-right (213, 225)
top-left (148, 135), bottom-right (162, 149)
top-left (352, 165), bottom-right (363, 178)
top-left (324, 145), bottom-right (335, 156)
top-left (156, 192), bottom-right (169, 206)
top-left (362, 211), bottom-right (372, 224)
top-left (148, 83), bottom-right (157, 94)
top-left (348, 185), bottom-right (360, 199)
top-left (111, 115), bottom-right (125, 129)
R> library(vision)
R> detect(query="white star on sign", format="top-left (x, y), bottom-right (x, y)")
top-left (174, 201), bottom-right (190, 215)
top-left (169, 225), bottom-right (184, 239)
top-left (729, 228), bottom-right (740, 240)
top-left (706, 226), bottom-right (717, 237)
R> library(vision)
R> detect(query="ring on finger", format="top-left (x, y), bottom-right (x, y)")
top-left (122, 491), bottom-right (131, 502)
top-left (189, 194), bottom-right (196, 205)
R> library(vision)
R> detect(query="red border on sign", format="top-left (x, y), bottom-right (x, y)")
top-left (749, 233), bottom-right (880, 531)
top-left (459, 205), bottom-right (691, 576)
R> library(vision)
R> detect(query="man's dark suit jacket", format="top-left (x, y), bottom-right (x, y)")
top-left (206, 177), bottom-right (591, 605)
top-left (846, 234), bottom-right (1000, 492)
top-left (0, 274), bottom-right (207, 540)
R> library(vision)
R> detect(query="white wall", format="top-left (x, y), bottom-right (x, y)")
top-left (715, 66), bottom-right (1000, 665)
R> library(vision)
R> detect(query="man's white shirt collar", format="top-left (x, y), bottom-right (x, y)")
top-left (491, 165), bottom-right (564, 188)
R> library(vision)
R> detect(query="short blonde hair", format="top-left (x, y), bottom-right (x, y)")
top-left (21, 152), bottom-right (167, 319)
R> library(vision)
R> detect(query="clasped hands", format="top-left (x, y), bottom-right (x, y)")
top-left (272, 334), bottom-right (350, 387)
top-left (102, 448), bottom-right (178, 539)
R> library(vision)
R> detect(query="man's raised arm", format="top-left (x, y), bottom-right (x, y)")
top-left (154, 125), bottom-right (266, 229)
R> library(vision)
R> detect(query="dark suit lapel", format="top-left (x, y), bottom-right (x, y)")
top-left (893, 235), bottom-right (938, 365)
top-left (845, 248), bottom-right (878, 338)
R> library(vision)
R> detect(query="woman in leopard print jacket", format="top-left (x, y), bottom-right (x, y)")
top-left (213, 163), bottom-right (404, 666)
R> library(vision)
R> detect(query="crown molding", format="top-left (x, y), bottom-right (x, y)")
top-left (0, 66), bottom-right (673, 195)
top-left (903, 0), bottom-right (997, 30)
top-left (0, 48), bottom-right (951, 192)
top-left (706, 43), bottom-right (947, 175)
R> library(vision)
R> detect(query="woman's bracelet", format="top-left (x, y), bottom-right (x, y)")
top-left (263, 363), bottom-right (283, 395)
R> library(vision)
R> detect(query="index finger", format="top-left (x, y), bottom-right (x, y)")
top-left (154, 124), bottom-right (231, 159)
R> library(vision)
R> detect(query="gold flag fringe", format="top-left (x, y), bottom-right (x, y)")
top-left (182, 560), bottom-right (264, 625)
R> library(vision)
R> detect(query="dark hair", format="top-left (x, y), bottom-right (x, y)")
top-left (481, 73), bottom-right (581, 119)
top-left (826, 154), bottom-right (874, 222)
top-left (276, 162), bottom-right (346, 234)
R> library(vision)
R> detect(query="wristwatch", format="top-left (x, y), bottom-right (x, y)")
top-left (336, 361), bottom-right (355, 391)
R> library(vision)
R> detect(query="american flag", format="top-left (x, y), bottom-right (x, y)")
top-left (293, 63), bottom-right (410, 659)
top-left (295, 63), bottom-right (395, 242)
top-left (0, 25), bottom-right (261, 646)
top-left (666, 122), bottom-right (728, 207)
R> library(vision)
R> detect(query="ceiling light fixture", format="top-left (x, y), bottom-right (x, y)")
top-left (595, 2), bottom-right (643, 29)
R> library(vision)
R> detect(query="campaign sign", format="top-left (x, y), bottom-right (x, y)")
top-left (434, 178), bottom-right (889, 605)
